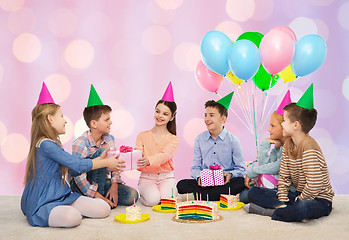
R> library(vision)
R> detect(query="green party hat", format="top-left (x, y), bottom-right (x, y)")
top-left (87, 84), bottom-right (103, 107)
top-left (296, 83), bottom-right (314, 109)
top-left (217, 91), bottom-right (234, 110)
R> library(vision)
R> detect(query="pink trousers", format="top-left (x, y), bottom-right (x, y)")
top-left (138, 171), bottom-right (178, 207)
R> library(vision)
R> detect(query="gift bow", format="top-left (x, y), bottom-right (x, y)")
top-left (120, 145), bottom-right (133, 153)
top-left (209, 164), bottom-right (222, 170)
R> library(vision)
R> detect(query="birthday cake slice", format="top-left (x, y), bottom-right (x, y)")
top-left (176, 201), bottom-right (218, 220)
top-left (160, 197), bottom-right (177, 210)
top-left (219, 194), bottom-right (238, 208)
top-left (126, 205), bottom-right (142, 221)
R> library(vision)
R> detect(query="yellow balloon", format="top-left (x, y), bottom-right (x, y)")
top-left (226, 71), bottom-right (244, 86)
top-left (279, 65), bottom-right (297, 83)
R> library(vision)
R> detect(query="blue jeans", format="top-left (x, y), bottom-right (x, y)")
top-left (248, 187), bottom-right (332, 222)
top-left (70, 148), bottom-right (139, 206)
top-left (239, 188), bottom-right (249, 204)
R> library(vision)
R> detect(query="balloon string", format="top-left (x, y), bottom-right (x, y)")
top-left (240, 83), bottom-right (254, 130)
top-left (234, 83), bottom-right (253, 132)
top-left (217, 92), bottom-right (254, 135)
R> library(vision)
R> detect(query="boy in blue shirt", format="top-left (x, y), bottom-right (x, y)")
top-left (177, 92), bottom-right (246, 201)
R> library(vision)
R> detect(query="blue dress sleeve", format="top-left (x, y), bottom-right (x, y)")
top-left (40, 140), bottom-right (93, 176)
top-left (246, 139), bottom-right (282, 179)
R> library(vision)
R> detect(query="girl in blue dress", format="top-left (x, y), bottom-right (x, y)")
top-left (21, 83), bottom-right (124, 227)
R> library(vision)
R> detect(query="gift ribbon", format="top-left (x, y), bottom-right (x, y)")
top-left (120, 145), bottom-right (133, 153)
top-left (209, 164), bottom-right (222, 170)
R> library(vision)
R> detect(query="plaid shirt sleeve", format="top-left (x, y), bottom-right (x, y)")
top-left (72, 137), bottom-right (98, 197)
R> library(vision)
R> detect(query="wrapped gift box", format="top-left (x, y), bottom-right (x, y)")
top-left (257, 174), bottom-right (279, 189)
top-left (200, 165), bottom-right (225, 187)
top-left (107, 145), bottom-right (142, 171)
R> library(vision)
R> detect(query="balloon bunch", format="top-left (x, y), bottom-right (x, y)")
top-left (195, 26), bottom-right (327, 155)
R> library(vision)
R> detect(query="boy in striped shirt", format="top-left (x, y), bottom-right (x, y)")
top-left (245, 84), bottom-right (334, 222)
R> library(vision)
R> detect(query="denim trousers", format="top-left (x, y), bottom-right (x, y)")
top-left (70, 148), bottom-right (139, 206)
top-left (248, 186), bottom-right (332, 222)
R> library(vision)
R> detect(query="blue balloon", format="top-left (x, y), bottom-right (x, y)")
top-left (291, 34), bottom-right (327, 77)
top-left (227, 39), bottom-right (261, 81)
top-left (200, 31), bottom-right (233, 75)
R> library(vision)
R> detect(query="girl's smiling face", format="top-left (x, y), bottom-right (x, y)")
top-left (49, 107), bottom-right (67, 135)
top-left (154, 103), bottom-right (174, 126)
top-left (268, 114), bottom-right (283, 140)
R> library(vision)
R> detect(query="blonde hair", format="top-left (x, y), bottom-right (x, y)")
top-left (271, 111), bottom-right (284, 125)
top-left (24, 103), bottom-right (67, 185)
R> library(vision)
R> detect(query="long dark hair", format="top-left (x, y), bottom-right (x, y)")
top-left (156, 100), bottom-right (177, 135)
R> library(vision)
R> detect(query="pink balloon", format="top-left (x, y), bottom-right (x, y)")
top-left (259, 28), bottom-right (295, 75)
top-left (275, 26), bottom-right (297, 42)
top-left (195, 60), bottom-right (223, 93)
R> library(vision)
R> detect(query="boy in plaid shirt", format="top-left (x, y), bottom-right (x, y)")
top-left (69, 85), bottom-right (138, 208)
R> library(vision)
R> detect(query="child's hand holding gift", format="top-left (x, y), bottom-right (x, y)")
top-left (137, 157), bottom-right (150, 169)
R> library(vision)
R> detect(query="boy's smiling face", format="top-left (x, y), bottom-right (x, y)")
top-left (93, 112), bottom-right (112, 134)
top-left (281, 111), bottom-right (296, 137)
top-left (204, 107), bottom-right (226, 133)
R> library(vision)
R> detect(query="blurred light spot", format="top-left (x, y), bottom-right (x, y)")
top-left (338, 1), bottom-right (349, 31)
top-left (110, 109), bottom-right (135, 139)
top-left (251, 0), bottom-right (273, 21)
top-left (215, 21), bottom-right (243, 41)
top-left (1, 133), bottom-right (29, 163)
top-left (64, 39), bottom-right (94, 69)
top-left (142, 26), bottom-right (171, 55)
top-left (186, 44), bottom-right (201, 72)
top-left (8, 8), bottom-right (36, 35)
top-left (289, 17), bottom-right (318, 40)
top-left (45, 74), bottom-right (71, 103)
top-left (315, 89), bottom-right (336, 118)
top-left (60, 116), bottom-right (73, 144)
top-left (310, 0), bottom-right (334, 6)
top-left (0, 121), bottom-right (7, 145)
top-left (122, 170), bottom-right (141, 180)
top-left (147, 1), bottom-right (175, 25)
top-left (0, 0), bottom-right (25, 12)
top-left (342, 76), bottom-right (349, 102)
top-left (12, 33), bottom-right (41, 63)
top-left (49, 8), bottom-right (77, 38)
top-left (226, 0), bottom-right (255, 22)
top-left (81, 12), bottom-right (113, 42)
top-left (156, 0), bottom-right (183, 10)
top-left (313, 19), bottom-right (329, 41)
top-left (173, 42), bottom-right (199, 71)
top-left (183, 118), bottom-right (206, 147)
top-left (74, 118), bottom-right (89, 139)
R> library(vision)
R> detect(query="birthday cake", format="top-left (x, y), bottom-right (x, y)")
top-left (160, 197), bottom-right (177, 210)
top-left (219, 194), bottom-right (238, 208)
top-left (126, 205), bottom-right (142, 221)
top-left (175, 201), bottom-right (219, 220)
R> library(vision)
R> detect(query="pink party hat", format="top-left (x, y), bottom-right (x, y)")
top-left (161, 81), bottom-right (174, 102)
top-left (37, 82), bottom-right (55, 105)
top-left (276, 90), bottom-right (291, 115)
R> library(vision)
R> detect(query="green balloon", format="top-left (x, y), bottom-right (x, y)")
top-left (237, 32), bottom-right (263, 48)
top-left (252, 64), bottom-right (278, 91)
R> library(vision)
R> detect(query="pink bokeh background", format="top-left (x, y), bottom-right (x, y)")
top-left (1, 0), bottom-right (349, 195)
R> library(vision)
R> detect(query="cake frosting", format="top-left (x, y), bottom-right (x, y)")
top-left (160, 197), bottom-right (177, 210)
top-left (219, 194), bottom-right (238, 208)
top-left (126, 205), bottom-right (141, 221)
top-left (176, 201), bottom-right (218, 220)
